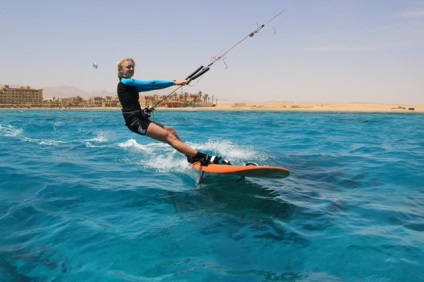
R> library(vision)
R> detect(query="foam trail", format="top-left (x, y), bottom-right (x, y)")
top-left (118, 139), bottom-right (150, 152)
top-left (0, 124), bottom-right (23, 137)
top-left (86, 131), bottom-right (110, 143)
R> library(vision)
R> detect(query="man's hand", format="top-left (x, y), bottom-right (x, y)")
top-left (173, 79), bottom-right (187, 86)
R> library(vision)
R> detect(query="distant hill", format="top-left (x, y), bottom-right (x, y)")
top-left (42, 86), bottom-right (115, 99)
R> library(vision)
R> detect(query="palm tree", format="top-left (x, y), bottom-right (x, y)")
top-left (184, 93), bottom-right (189, 106)
top-left (105, 96), bottom-right (112, 107)
top-left (76, 96), bottom-right (83, 106)
top-left (198, 91), bottom-right (202, 102)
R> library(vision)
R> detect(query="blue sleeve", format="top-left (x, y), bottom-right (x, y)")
top-left (120, 78), bottom-right (174, 92)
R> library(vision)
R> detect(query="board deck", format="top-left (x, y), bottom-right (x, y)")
top-left (189, 162), bottom-right (290, 179)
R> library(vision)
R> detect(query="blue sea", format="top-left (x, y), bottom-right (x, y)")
top-left (0, 109), bottom-right (423, 281)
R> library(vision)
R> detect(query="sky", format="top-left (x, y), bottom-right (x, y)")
top-left (1, 0), bottom-right (424, 104)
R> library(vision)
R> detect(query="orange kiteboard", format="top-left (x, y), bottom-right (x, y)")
top-left (189, 161), bottom-right (290, 183)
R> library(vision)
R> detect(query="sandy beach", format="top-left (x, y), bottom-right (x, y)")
top-left (2, 101), bottom-right (423, 113)
top-left (160, 101), bottom-right (424, 113)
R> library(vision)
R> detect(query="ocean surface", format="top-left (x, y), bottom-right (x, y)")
top-left (0, 109), bottom-right (423, 281)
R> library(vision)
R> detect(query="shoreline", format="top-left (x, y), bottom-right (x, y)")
top-left (165, 101), bottom-right (424, 113)
top-left (1, 101), bottom-right (423, 113)
top-left (215, 101), bottom-right (424, 113)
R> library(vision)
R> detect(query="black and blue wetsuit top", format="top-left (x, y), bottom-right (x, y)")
top-left (117, 78), bottom-right (174, 112)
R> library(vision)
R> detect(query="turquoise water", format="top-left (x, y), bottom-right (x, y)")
top-left (1, 109), bottom-right (423, 281)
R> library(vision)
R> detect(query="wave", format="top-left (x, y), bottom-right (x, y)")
top-left (0, 124), bottom-right (23, 138)
top-left (85, 130), bottom-right (110, 143)
top-left (1, 124), bottom-right (65, 146)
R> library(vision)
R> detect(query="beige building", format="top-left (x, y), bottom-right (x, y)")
top-left (0, 85), bottom-right (43, 107)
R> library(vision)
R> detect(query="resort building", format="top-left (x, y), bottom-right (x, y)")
top-left (140, 93), bottom-right (205, 108)
top-left (0, 85), bottom-right (43, 107)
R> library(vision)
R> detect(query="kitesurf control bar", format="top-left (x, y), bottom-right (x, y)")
top-left (186, 66), bottom-right (204, 81)
top-left (186, 66), bottom-right (210, 84)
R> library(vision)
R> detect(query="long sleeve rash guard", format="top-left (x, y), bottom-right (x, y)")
top-left (117, 78), bottom-right (174, 112)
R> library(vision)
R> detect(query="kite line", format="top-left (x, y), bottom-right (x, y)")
top-left (148, 10), bottom-right (285, 112)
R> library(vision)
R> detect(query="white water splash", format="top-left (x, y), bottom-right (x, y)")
top-left (0, 124), bottom-right (23, 137)
top-left (116, 137), bottom-right (270, 175)
top-left (86, 131), bottom-right (110, 143)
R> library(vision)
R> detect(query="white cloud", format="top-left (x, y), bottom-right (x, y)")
top-left (396, 8), bottom-right (424, 19)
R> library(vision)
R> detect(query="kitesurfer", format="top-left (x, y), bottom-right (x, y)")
top-left (117, 57), bottom-right (226, 166)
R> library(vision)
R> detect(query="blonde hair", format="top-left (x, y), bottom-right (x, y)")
top-left (117, 57), bottom-right (135, 79)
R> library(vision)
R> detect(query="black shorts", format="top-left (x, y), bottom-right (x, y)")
top-left (122, 110), bottom-right (152, 135)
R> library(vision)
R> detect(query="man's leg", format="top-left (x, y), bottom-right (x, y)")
top-left (146, 122), bottom-right (197, 157)
top-left (146, 122), bottom-right (226, 165)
